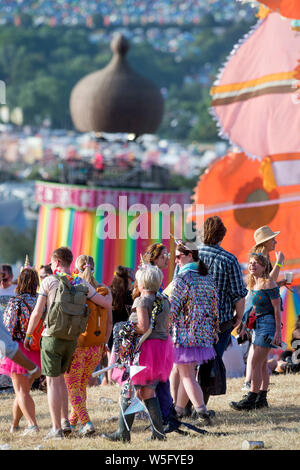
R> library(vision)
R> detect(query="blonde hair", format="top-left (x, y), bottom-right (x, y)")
top-left (75, 255), bottom-right (98, 289)
top-left (135, 265), bottom-right (163, 293)
top-left (250, 245), bottom-right (272, 275)
top-left (247, 253), bottom-right (270, 290)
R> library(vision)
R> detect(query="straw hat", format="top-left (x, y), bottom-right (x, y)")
top-left (254, 226), bottom-right (280, 246)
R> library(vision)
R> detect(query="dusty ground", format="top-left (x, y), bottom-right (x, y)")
top-left (0, 373), bottom-right (299, 452)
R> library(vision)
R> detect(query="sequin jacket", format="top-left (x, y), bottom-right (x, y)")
top-left (169, 271), bottom-right (219, 348)
top-left (3, 294), bottom-right (37, 341)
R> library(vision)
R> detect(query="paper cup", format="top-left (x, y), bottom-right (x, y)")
top-left (284, 272), bottom-right (293, 284)
top-left (242, 440), bottom-right (264, 450)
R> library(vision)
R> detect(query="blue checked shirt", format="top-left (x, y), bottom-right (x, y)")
top-left (198, 244), bottom-right (248, 324)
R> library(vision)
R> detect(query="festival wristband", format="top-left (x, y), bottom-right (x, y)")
top-left (25, 334), bottom-right (33, 342)
top-left (276, 263), bottom-right (282, 268)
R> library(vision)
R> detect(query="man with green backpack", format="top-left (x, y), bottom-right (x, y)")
top-left (24, 247), bottom-right (112, 440)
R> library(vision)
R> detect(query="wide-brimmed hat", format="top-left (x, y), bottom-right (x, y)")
top-left (254, 226), bottom-right (280, 246)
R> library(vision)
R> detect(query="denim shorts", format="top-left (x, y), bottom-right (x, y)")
top-left (252, 314), bottom-right (276, 348)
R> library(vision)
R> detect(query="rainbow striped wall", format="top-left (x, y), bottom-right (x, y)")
top-left (34, 181), bottom-right (191, 286)
top-left (281, 286), bottom-right (300, 347)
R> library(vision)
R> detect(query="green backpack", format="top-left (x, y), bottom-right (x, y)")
top-left (46, 275), bottom-right (90, 341)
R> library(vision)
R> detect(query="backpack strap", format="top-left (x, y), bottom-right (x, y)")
top-left (16, 295), bottom-right (33, 313)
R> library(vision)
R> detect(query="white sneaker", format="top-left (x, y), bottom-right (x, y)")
top-left (10, 425), bottom-right (20, 434)
top-left (78, 422), bottom-right (95, 437)
top-left (22, 425), bottom-right (39, 436)
top-left (43, 428), bottom-right (64, 440)
top-left (241, 381), bottom-right (251, 391)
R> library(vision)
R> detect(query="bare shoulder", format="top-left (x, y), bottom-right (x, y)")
top-left (263, 278), bottom-right (277, 290)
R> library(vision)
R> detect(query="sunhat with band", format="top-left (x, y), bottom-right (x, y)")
top-left (254, 226), bottom-right (280, 247)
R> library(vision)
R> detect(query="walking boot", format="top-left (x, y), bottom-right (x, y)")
top-left (144, 397), bottom-right (166, 440)
top-left (229, 392), bottom-right (258, 411)
top-left (102, 397), bottom-right (135, 442)
top-left (255, 390), bottom-right (268, 409)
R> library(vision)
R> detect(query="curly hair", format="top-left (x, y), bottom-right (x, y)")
top-left (250, 245), bottom-right (273, 275)
top-left (110, 266), bottom-right (134, 311)
top-left (15, 268), bottom-right (39, 295)
top-left (199, 216), bottom-right (227, 246)
top-left (143, 243), bottom-right (167, 265)
top-left (247, 253), bottom-right (270, 290)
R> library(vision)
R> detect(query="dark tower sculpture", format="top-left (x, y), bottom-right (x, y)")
top-left (70, 34), bottom-right (164, 137)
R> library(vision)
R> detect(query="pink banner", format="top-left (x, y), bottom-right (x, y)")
top-left (35, 182), bottom-right (190, 211)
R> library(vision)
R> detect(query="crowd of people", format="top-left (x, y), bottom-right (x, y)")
top-left (0, 1), bottom-right (253, 27)
top-left (0, 216), bottom-right (297, 442)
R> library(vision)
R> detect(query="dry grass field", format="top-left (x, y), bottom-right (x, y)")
top-left (0, 373), bottom-right (300, 452)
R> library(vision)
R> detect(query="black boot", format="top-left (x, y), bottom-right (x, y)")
top-left (255, 390), bottom-right (268, 409)
top-left (102, 397), bottom-right (135, 442)
top-left (229, 392), bottom-right (258, 411)
top-left (144, 397), bottom-right (166, 440)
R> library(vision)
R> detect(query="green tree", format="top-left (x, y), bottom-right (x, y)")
top-left (0, 19), bottom-right (255, 141)
top-left (0, 226), bottom-right (36, 265)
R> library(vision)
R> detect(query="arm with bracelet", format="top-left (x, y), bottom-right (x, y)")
top-left (270, 251), bottom-right (285, 284)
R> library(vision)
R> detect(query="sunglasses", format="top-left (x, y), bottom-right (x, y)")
top-left (175, 253), bottom-right (185, 260)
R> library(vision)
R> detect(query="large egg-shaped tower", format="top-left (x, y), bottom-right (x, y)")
top-left (70, 34), bottom-right (164, 136)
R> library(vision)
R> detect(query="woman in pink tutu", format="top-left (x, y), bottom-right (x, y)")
top-left (169, 241), bottom-right (219, 426)
top-left (103, 264), bottom-right (173, 442)
top-left (0, 265), bottom-right (41, 435)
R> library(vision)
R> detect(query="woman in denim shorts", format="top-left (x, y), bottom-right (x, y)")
top-left (230, 253), bottom-right (281, 411)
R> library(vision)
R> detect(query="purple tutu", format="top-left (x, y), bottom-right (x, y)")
top-left (131, 337), bottom-right (174, 387)
top-left (174, 345), bottom-right (216, 365)
top-left (0, 341), bottom-right (41, 377)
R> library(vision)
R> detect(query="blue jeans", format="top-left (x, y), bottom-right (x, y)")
top-left (214, 327), bottom-right (234, 358)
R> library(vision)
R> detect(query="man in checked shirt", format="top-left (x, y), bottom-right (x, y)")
top-left (198, 216), bottom-right (248, 359)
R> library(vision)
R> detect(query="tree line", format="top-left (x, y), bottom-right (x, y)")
top-left (0, 18), bottom-right (254, 142)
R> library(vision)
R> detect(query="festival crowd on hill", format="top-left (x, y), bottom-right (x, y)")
top-left (0, 0), bottom-right (253, 27)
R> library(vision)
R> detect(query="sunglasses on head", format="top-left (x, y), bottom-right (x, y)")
top-left (250, 252), bottom-right (267, 260)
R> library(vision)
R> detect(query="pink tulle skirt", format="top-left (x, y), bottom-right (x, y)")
top-left (131, 337), bottom-right (174, 387)
top-left (0, 341), bottom-right (41, 377)
top-left (110, 351), bottom-right (126, 385)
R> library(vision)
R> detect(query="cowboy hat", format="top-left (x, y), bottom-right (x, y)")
top-left (254, 226), bottom-right (280, 246)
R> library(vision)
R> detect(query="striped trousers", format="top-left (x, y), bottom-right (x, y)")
top-left (64, 345), bottom-right (103, 426)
